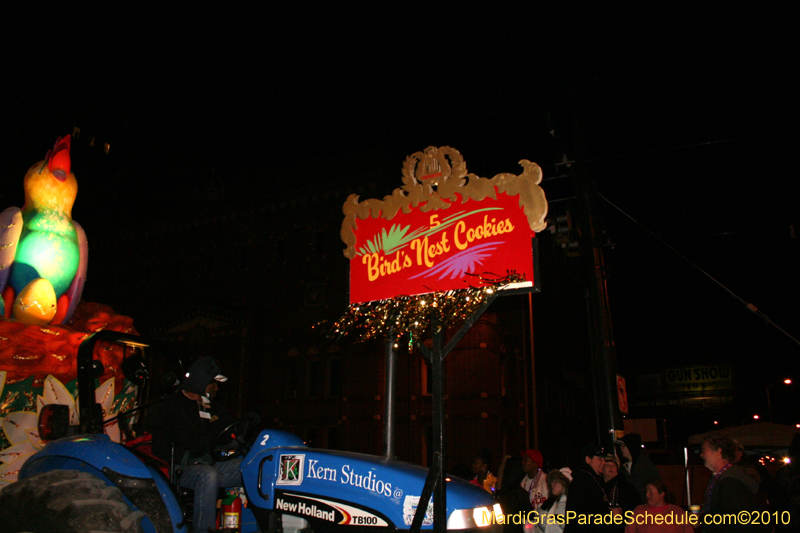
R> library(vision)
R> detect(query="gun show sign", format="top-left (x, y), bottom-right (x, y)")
top-left (665, 365), bottom-right (734, 398)
top-left (341, 146), bottom-right (548, 304)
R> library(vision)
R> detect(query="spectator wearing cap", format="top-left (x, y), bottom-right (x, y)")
top-left (564, 444), bottom-right (615, 533)
top-left (619, 433), bottom-right (661, 503)
top-left (535, 468), bottom-right (572, 533)
top-left (602, 454), bottom-right (640, 532)
top-left (521, 449), bottom-right (549, 510)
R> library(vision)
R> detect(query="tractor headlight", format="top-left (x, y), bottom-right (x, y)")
top-left (447, 503), bottom-right (504, 529)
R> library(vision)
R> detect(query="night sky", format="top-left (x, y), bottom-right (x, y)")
top-left (4, 5), bottom-right (799, 422)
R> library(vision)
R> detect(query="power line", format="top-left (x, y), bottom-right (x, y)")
top-left (598, 192), bottom-right (800, 349)
top-left (554, 130), bottom-right (797, 167)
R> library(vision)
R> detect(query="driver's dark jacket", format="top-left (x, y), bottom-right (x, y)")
top-left (143, 391), bottom-right (234, 465)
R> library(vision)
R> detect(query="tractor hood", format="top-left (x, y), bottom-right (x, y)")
top-left (242, 430), bottom-right (501, 530)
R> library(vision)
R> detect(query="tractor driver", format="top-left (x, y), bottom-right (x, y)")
top-left (144, 356), bottom-right (241, 533)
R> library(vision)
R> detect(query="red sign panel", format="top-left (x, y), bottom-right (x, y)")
top-left (349, 194), bottom-right (535, 303)
top-left (341, 146), bottom-right (549, 304)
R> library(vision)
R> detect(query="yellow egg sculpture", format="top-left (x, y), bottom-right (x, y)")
top-left (12, 277), bottom-right (57, 325)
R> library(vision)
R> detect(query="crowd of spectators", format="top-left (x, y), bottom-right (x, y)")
top-left (462, 432), bottom-right (798, 533)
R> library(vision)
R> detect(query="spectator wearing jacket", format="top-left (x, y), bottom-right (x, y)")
top-left (564, 444), bottom-right (614, 533)
top-left (521, 449), bottom-right (549, 510)
top-left (619, 434), bottom-right (661, 503)
top-left (699, 434), bottom-right (759, 533)
top-left (602, 455), bottom-right (640, 532)
top-left (536, 468), bottom-right (572, 533)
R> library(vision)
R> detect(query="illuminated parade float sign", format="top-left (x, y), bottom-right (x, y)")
top-left (341, 146), bottom-right (548, 304)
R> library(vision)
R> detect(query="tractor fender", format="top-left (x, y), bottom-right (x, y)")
top-left (21, 434), bottom-right (154, 479)
top-left (20, 434), bottom-right (187, 533)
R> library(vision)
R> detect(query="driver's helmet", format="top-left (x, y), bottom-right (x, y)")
top-left (179, 357), bottom-right (228, 397)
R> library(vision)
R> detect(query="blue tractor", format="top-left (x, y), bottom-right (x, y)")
top-left (0, 331), bottom-right (502, 533)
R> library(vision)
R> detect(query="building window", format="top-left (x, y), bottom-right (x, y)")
top-left (285, 358), bottom-right (301, 398)
top-left (328, 357), bottom-right (341, 397)
top-left (308, 359), bottom-right (323, 398)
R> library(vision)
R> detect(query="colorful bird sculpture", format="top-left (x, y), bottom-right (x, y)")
top-left (0, 136), bottom-right (88, 325)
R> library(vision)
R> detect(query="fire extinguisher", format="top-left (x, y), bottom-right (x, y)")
top-left (219, 489), bottom-right (242, 530)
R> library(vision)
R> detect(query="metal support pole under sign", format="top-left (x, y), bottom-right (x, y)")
top-left (383, 327), bottom-right (398, 459)
top-left (410, 292), bottom-right (499, 532)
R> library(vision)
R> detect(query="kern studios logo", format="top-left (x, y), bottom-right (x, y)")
top-left (278, 454), bottom-right (305, 485)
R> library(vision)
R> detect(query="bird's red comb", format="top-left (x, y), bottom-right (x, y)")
top-left (46, 135), bottom-right (72, 181)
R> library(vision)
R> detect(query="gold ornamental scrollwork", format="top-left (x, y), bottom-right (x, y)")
top-left (341, 146), bottom-right (548, 259)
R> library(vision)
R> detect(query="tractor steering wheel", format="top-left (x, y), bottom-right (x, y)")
top-left (211, 417), bottom-right (259, 462)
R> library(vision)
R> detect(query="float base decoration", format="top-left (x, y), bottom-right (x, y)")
top-left (0, 301), bottom-right (139, 486)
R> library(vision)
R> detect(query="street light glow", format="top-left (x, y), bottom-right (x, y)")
top-left (767, 378), bottom-right (793, 422)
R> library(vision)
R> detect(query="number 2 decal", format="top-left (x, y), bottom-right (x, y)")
top-left (261, 434), bottom-right (270, 446)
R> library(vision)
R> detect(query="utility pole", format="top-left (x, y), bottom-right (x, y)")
top-left (570, 160), bottom-right (623, 451)
top-left (547, 88), bottom-right (622, 450)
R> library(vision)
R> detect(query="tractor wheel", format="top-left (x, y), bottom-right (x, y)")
top-left (0, 469), bottom-right (144, 533)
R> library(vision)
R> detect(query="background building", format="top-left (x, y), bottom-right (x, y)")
top-left (75, 148), bottom-right (604, 474)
